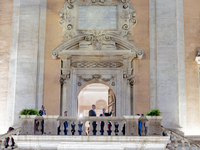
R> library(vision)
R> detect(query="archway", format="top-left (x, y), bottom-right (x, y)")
top-left (77, 82), bottom-right (116, 117)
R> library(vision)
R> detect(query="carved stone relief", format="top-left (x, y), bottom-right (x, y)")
top-left (71, 61), bottom-right (123, 68)
top-left (78, 74), bottom-right (115, 86)
top-left (59, 0), bottom-right (137, 42)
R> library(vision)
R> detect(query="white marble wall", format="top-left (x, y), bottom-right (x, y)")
top-left (6, 0), bottom-right (46, 128)
top-left (149, 0), bottom-right (186, 130)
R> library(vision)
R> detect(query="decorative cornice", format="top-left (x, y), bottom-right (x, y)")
top-left (51, 35), bottom-right (144, 59)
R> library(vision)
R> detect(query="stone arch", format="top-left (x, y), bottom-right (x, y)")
top-left (77, 80), bottom-right (116, 97)
top-left (77, 81), bottom-right (116, 116)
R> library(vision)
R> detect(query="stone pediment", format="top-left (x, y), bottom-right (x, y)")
top-left (51, 34), bottom-right (144, 59)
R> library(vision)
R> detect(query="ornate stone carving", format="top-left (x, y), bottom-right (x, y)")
top-left (78, 74), bottom-right (115, 84)
top-left (59, 71), bottom-right (71, 84)
top-left (127, 75), bottom-right (135, 86)
top-left (71, 61), bottom-right (123, 68)
top-left (59, 75), bottom-right (67, 84)
top-left (58, 0), bottom-right (137, 41)
top-left (52, 35), bottom-right (144, 59)
top-left (52, 0), bottom-right (144, 59)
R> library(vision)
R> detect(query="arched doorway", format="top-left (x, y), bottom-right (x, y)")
top-left (77, 83), bottom-right (116, 117)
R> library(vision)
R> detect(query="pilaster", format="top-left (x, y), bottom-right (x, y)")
top-left (6, 0), bottom-right (47, 128)
top-left (149, 0), bottom-right (186, 130)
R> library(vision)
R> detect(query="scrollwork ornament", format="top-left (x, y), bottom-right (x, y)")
top-left (85, 35), bottom-right (92, 41)
top-left (122, 24), bottom-right (129, 30)
top-left (112, 82), bottom-right (115, 86)
top-left (121, 0), bottom-right (127, 3)
top-left (104, 35), bottom-right (111, 41)
top-left (67, 24), bottom-right (73, 30)
top-left (78, 81), bottom-right (82, 86)
top-left (66, 0), bottom-right (75, 9)
top-left (123, 4), bottom-right (129, 9)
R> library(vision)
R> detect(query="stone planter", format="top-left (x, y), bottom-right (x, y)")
top-left (43, 115), bottom-right (59, 135)
top-left (20, 115), bottom-right (37, 135)
top-left (124, 116), bottom-right (140, 136)
top-left (146, 116), bottom-right (163, 136)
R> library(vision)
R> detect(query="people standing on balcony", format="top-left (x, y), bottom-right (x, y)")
top-left (64, 111), bottom-right (69, 135)
top-left (39, 105), bottom-right (46, 116)
top-left (39, 105), bottom-right (46, 134)
top-left (78, 121), bottom-right (83, 135)
top-left (57, 111), bottom-right (69, 135)
top-left (100, 108), bottom-right (113, 135)
top-left (89, 104), bottom-right (97, 135)
top-left (71, 121), bottom-right (76, 135)
top-left (137, 114), bottom-right (142, 136)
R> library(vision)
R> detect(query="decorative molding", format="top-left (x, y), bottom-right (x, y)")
top-left (71, 61), bottom-right (123, 68)
top-left (78, 74), bottom-right (115, 86)
top-left (51, 35), bottom-right (144, 59)
top-left (59, 0), bottom-right (137, 41)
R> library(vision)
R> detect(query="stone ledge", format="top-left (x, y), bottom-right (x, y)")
top-left (13, 135), bottom-right (170, 150)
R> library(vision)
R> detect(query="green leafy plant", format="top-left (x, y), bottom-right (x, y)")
top-left (145, 109), bottom-right (161, 116)
top-left (19, 109), bottom-right (40, 118)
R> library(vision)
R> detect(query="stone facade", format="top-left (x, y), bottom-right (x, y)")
top-left (0, 0), bottom-right (200, 136)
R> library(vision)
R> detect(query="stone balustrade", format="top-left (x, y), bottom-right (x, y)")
top-left (0, 127), bottom-right (21, 150)
top-left (162, 127), bottom-right (200, 150)
top-left (20, 115), bottom-right (164, 136)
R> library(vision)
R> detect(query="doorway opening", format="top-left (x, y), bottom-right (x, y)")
top-left (77, 82), bottom-right (116, 117)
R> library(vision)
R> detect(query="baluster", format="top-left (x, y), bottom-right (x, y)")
top-left (188, 143), bottom-right (192, 150)
top-left (7, 136), bottom-right (13, 150)
top-left (181, 140), bottom-right (185, 150)
top-left (75, 120), bottom-right (79, 136)
top-left (38, 120), bottom-right (42, 135)
top-left (89, 121), bottom-right (93, 136)
top-left (174, 136), bottom-right (178, 150)
top-left (118, 121), bottom-right (123, 136)
top-left (166, 141), bottom-right (173, 150)
top-left (111, 121), bottom-right (115, 136)
top-left (140, 119), bottom-right (145, 136)
top-left (104, 120), bottom-right (108, 136)
top-left (68, 120), bottom-right (72, 136)
top-left (82, 120), bottom-right (86, 136)
top-left (1, 138), bottom-right (5, 150)
top-left (96, 120), bottom-right (100, 136)
top-left (60, 120), bottom-right (64, 135)
top-left (194, 145), bottom-right (199, 150)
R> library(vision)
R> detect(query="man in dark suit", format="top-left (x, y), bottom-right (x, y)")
top-left (89, 104), bottom-right (97, 135)
top-left (100, 108), bottom-right (113, 135)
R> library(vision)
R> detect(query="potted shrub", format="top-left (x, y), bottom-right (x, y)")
top-left (19, 109), bottom-right (40, 135)
top-left (145, 109), bottom-right (163, 136)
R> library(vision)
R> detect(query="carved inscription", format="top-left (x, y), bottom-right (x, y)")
top-left (78, 6), bottom-right (117, 30)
